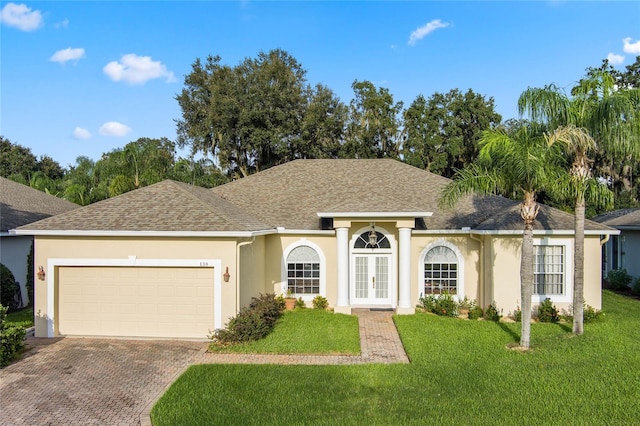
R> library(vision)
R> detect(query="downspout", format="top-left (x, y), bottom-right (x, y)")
top-left (600, 234), bottom-right (610, 246)
top-left (236, 238), bottom-right (255, 313)
top-left (469, 233), bottom-right (485, 307)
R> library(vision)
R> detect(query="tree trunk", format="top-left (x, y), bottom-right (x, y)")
top-left (520, 223), bottom-right (534, 349)
top-left (520, 193), bottom-right (538, 349)
top-left (573, 196), bottom-right (585, 335)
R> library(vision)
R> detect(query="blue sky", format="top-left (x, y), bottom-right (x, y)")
top-left (2, 1), bottom-right (639, 168)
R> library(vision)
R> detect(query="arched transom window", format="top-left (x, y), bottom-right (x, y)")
top-left (423, 245), bottom-right (459, 295)
top-left (353, 231), bottom-right (391, 249)
top-left (287, 245), bottom-right (320, 295)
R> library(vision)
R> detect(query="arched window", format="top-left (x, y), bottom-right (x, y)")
top-left (286, 245), bottom-right (320, 295)
top-left (353, 231), bottom-right (391, 249)
top-left (423, 245), bottom-right (459, 295)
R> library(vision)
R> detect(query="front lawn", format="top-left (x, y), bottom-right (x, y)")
top-left (209, 309), bottom-right (360, 355)
top-left (152, 291), bottom-right (640, 425)
top-left (5, 306), bottom-right (34, 329)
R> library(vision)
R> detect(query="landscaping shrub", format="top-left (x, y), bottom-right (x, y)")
top-left (512, 307), bottom-right (522, 322)
top-left (0, 264), bottom-right (18, 312)
top-left (468, 304), bottom-right (484, 320)
top-left (312, 295), bottom-right (328, 310)
top-left (583, 304), bottom-right (604, 323)
top-left (434, 292), bottom-right (457, 317)
top-left (212, 293), bottom-right (284, 344)
top-left (418, 294), bottom-right (437, 313)
top-left (483, 302), bottom-right (501, 322)
top-left (294, 297), bottom-right (306, 309)
top-left (1, 305), bottom-right (26, 368)
top-left (536, 298), bottom-right (559, 323)
top-left (606, 269), bottom-right (632, 291)
top-left (632, 277), bottom-right (640, 297)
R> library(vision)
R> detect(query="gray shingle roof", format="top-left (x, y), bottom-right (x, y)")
top-left (18, 179), bottom-right (270, 232)
top-left (212, 159), bottom-right (613, 232)
top-left (15, 159), bottom-right (614, 233)
top-left (1, 177), bottom-right (79, 232)
top-left (592, 208), bottom-right (640, 228)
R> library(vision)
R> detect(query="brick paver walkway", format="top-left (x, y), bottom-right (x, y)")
top-left (0, 310), bottom-right (408, 425)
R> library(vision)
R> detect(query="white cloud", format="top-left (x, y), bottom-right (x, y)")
top-left (103, 54), bottom-right (175, 85)
top-left (408, 19), bottom-right (450, 46)
top-left (99, 122), bottom-right (132, 137)
top-left (607, 52), bottom-right (625, 66)
top-left (54, 18), bottom-right (69, 29)
top-left (622, 37), bottom-right (640, 55)
top-left (0, 2), bottom-right (43, 31)
top-left (73, 127), bottom-right (91, 140)
top-left (50, 47), bottom-right (85, 64)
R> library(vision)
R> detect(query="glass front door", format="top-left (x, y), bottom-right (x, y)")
top-left (353, 254), bottom-right (390, 305)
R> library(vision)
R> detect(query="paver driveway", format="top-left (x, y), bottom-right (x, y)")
top-left (0, 337), bottom-right (207, 425)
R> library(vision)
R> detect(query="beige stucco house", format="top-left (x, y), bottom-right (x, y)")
top-left (15, 159), bottom-right (615, 339)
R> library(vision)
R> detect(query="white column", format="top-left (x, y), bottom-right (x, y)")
top-left (397, 227), bottom-right (414, 314)
top-left (335, 227), bottom-right (351, 314)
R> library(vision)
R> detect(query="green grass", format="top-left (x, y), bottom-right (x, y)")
top-left (209, 309), bottom-right (360, 355)
top-left (5, 306), bottom-right (34, 328)
top-left (152, 291), bottom-right (640, 425)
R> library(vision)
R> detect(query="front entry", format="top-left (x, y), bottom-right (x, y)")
top-left (353, 254), bottom-right (392, 305)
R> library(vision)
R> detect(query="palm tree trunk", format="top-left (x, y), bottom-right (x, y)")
top-left (520, 223), bottom-right (534, 349)
top-left (573, 196), bottom-right (585, 335)
top-left (520, 193), bottom-right (538, 349)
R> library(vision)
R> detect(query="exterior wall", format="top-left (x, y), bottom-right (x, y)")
top-left (602, 230), bottom-right (639, 282)
top-left (487, 234), bottom-right (604, 317)
top-left (411, 235), bottom-right (482, 308)
top-left (238, 236), bottom-right (267, 311)
top-left (264, 234), bottom-right (337, 306)
top-left (33, 236), bottom-right (238, 337)
top-left (0, 235), bottom-right (33, 307)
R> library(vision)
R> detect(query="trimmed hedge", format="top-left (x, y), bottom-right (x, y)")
top-left (1, 305), bottom-right (26, 368)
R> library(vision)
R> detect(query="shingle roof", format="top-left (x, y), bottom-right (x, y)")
top-left (211, 159), bottom-right (613, 232)
top-left (1, 177), bottom-right (79, 232)
top-left (17, 179), bottom-right (270, 232)
top-left (592, 208), bottom-right (640, 228)
top-left (16, 159), bottom-right (614, 233)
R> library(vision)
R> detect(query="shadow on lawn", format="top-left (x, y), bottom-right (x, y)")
top-left (495, 321), bottom-right (520, 343)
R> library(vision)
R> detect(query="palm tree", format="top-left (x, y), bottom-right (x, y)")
top-left (440, 123), bottom-right (563, 349)
top-left (543, 125), bottom-right (614, 335)
top-left (518, 72), bottom-right (638, 335)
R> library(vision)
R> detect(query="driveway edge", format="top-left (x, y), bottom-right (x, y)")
top-left (139, 344), bottom-right (209, 426)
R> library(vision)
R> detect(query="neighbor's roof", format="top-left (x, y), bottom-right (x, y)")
top-left (17, 179), bottom-right (270, 233)
top-left (0, 177), bottom-right (79, 232)
top-left (212, 159), bottom-right (613, 232)
top-left (592, 208), bottom-right (640, 229)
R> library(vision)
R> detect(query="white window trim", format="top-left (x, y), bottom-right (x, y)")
top-left (281, 239), bottom-right (326, 301)
top-left (46, 257), bottom-right (221, 338)
top-left (532, 237), bottom-right (573, 304)
top-left (418, 239), bottom-right (465, 301)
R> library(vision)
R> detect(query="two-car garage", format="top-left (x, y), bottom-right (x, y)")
top-left (57, 266), bottom-right (216, 339)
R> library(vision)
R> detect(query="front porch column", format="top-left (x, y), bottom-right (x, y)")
top-left (335, 227), bottom-right (351, 314)
top-left (397, 227), bottom-right (414, 314)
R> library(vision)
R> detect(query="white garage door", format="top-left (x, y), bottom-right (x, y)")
top-left (58, 266), bottom-right (214, 338)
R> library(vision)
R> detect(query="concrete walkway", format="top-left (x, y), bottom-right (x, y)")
top-left (1, 309), bottom-right (408, 425)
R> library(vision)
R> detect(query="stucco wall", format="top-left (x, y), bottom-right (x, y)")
top-left (239, 236), bottom-right (266, 311)
top-left (33, 236), bottom-right (238, 337)
top-left (0, 235), bottom-right (33, 307)
top-left (411, 235), bottom-right (482, 308)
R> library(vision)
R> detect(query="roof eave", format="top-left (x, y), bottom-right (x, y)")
top-left (13, 229), bottom-right (277, 238)
top-left (317, 211), bottom-right (433, 218)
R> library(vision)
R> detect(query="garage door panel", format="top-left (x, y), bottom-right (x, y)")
top-left (58, 266), bottom-right (214, 338)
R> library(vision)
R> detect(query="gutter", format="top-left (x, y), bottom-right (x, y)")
top-left (469, 233), bottom-right (485, 307)
top-left (236, 238), bottom-right (255, 313)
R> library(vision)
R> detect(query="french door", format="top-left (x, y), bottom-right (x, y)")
top-left (353, 254), bottom-right (391, 305)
